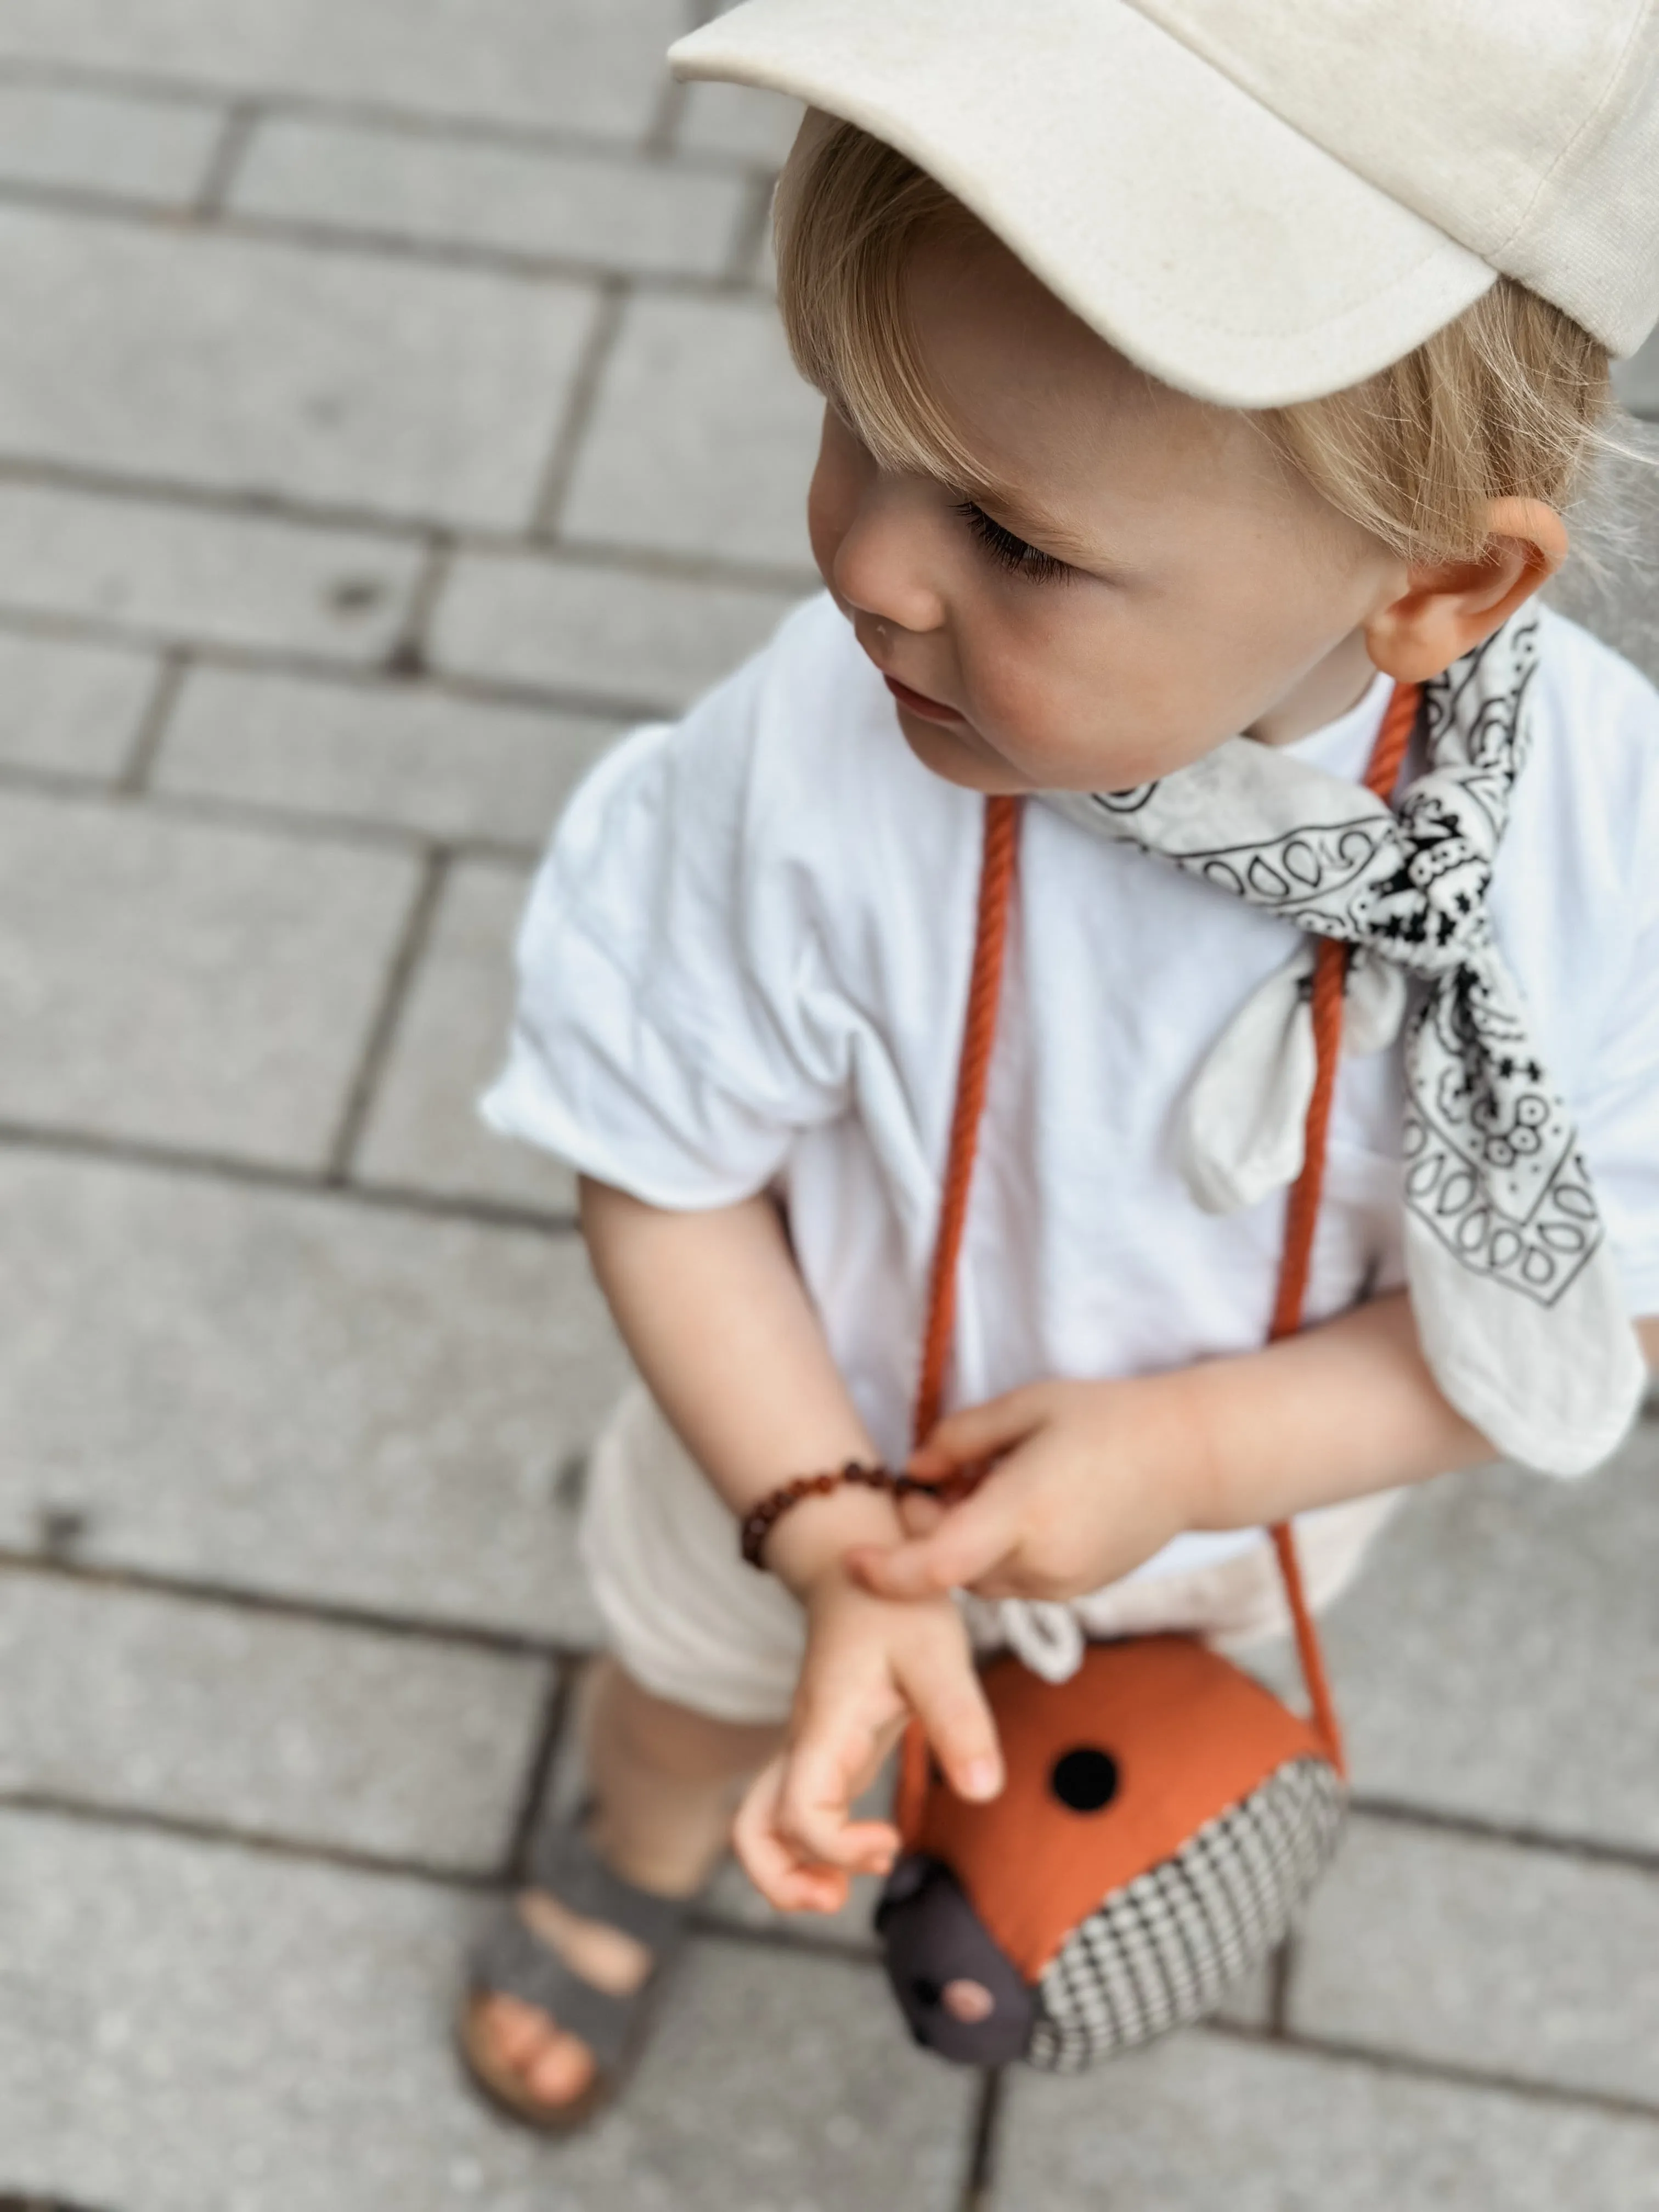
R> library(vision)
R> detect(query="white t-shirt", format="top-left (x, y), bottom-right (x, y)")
top-left (486, 592), bottom-right (1659, 1584)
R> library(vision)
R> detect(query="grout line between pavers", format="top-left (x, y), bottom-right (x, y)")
top-left (960, 2068), bottom-right (1006, 2212)
top-left (192, 98), bottom-right (260, 218)
top-left (0, 447), bottom-right (822, 595)
top-left (0, 1114), bottom-right (580, 1239)
top-left (0, 753), bottom-right (544, 866)
top-left (0, 2194), bottom-right (104, 2212)
top-left (1201, 2013), bottom-right (1659, 2128)
top-left (1267, 1933), bottom-right (1296, 2037)
top-left (0, 1547), bottom-right (578, 1663)
top-left (1349, 1794), bottom-right (1659, 1880)
top-left (324, 845), bottom-right (451, 1181)
top-left (683, 1912), bottom-right (877, 1968)
top-left (0, 1782), bottom-right (879, 1968)
top-left (503, 1656), bottom-right (574, 1883)
top-left (380, 530), bottom-right (455, 679)
top-left (0, 1786), bottom-right (505, 1894)
top-left (529, 279), bottom-right (630, 538)
top-left (0, 166), bottom-right (787, 304)
top-left (0, 610), bottom-right (678, 741)
top-left (112, 646), bottom-right (188, 795)
top-left (0, 55), bottom-right (782, 179)
top-left (222, 201), bottom-right (781, 299)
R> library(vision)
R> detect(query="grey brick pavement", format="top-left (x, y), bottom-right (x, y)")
top-left (0, 7), bottom-right (1655, 2207)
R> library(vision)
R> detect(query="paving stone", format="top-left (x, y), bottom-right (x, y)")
top-left (1326, 1428), bottom-right (1659, 1854)
top-left (0, 81), bottom-right (223, 204)
top-left (234, 119), bottom-right (749, 280)
top-left (990, 2029), bottom-right (1659, 2210)
top-left (1547, 422), bottom-right (1659, 687)
top-left (0, 1812), bottom-right (978, 2212)
top-left (679, 81), bottom-right (805, 168)
top-left (0, 1152), bottom-right (621, 1641)
top-left (1613, 329), bottom-right (1659, 421)
top-left (0, 206), bottom-right (598, 530)
top-left (0, 482), bottom-right (421, 663)
top-left (562, 294), bottom-right (822, 569)
top-left (0, 1572), bottom-right (549, 1872)
top-left (0, 0), bottom-right (685, 141)
top-left (0, 789), bottom-right (419, 1166)
top-left (0, 629), bottom-right (156, 780)
top-left (155, 665), bottom-right (620, 844)
top-left (354, 860), bottom-right (577, 1215)
top-left (1290, 1816), bottom-right (1659, 2106)
top-left (432, 551), bottom-right (801, 712)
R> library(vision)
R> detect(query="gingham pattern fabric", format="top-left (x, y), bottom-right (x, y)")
top-left (1029, 1755), bottom-right (1345, 2071)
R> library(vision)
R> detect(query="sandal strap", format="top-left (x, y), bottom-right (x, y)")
top-left (470, 1909), bottom-right (640, 2069)
top-left (526, 1814), bottom-right (696, 1957)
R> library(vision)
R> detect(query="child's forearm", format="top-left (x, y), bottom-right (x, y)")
top-left (578, 1177), bottom-right (905, 1593)
top-left (1184, 1293), bottom-right (1655, 1530)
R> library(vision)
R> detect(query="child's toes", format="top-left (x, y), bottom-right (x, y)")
top-left (523, 2029), bottom-right (598, 2106)
top-left (474, 1993), bottom-right (548, 2070)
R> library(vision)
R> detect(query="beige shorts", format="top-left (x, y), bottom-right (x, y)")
top-left (579, 1383), bottom-right (1401, 1725)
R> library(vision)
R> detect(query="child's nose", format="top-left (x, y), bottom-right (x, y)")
top-left (831, 488), bottom-right (950, 637)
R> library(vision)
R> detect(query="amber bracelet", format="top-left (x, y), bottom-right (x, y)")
top-left (740, 1460), bottom-right (985, 1571)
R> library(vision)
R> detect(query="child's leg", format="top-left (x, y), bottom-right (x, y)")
top-left (466, 1386), bottom-right (805, 2117)
top-left (467, 1657), bottom-right (781, 2112)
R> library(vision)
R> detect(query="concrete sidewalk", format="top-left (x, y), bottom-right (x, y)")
top-left (0, 7), bottom-right (1656, 2208)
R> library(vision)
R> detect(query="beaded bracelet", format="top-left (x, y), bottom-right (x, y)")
top-left (740, 1460), bottom-right (985, 1570)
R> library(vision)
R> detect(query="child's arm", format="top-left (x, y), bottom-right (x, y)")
top-left (579, 1177), bottom-right (1003, 1907)
top-left (849, 1297), bottom-right (1659, 1606)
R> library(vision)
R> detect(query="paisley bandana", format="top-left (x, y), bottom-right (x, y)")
top-left (1041, 614), bottom-right (1644, 1476)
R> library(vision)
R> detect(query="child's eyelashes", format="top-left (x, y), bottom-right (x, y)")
top-left (954, 499), bottom-right (1073, 584)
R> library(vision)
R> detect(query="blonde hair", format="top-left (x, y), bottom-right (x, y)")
top-left (777, 119), bottom-right (1613, 566)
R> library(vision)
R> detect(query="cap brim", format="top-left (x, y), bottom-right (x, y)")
top-left (671, 0), bottom-right (1497, 408)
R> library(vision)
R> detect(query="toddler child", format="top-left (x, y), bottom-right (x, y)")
top-left (459, 0), bottom-right (1659, 2128)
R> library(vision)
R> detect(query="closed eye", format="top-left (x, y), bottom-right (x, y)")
top-left (955, 500), bottom-right (1073, 584)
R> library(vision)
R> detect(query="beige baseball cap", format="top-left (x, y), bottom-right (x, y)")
top-left (669, 0), bottom-right (1659, 408)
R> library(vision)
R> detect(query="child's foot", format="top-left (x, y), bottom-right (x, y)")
top-left (460, 1813), bottom-right (709, 2132)
top-left (464, 1886), bottom-right (657, 2117)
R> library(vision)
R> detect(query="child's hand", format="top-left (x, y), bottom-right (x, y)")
top-left (845, 1378), bottom-right (1202, 1607)
top-left (732, 1568), bottom-right (1002, 1914)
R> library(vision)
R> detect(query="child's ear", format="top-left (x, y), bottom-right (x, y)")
top-left (1364, 498), bottom-right (1568, 684)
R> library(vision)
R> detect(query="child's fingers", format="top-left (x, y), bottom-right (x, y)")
top-left (731, 1754), bottom-right (856, 1914)
top-left (899, 1635), bottom-right (1003, 1803)
top-left (774, 1726), bottom-right (903, 1879)
top-left (910, 1387), bottom-right (1047, 1474)
top-left (846, 1485), bottom-right (1023, 1600)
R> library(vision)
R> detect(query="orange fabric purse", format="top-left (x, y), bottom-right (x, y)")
top-left (877, 688), bottom-right (1417, 2069)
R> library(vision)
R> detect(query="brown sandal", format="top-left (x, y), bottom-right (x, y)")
top-left (459, 1809), bottom-right (699, 2133)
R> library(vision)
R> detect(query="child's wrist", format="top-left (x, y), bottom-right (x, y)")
top-left (763, 1484), bottom-right (907, 1600)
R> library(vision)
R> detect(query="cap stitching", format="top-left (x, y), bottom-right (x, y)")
top-left (1486, 1), bottom-right (1654, 262)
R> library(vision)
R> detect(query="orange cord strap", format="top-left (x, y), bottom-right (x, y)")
top-left (1262, 678), bottom-right (1419, 1771)
top-left (905, 680), bottom-right (1421, 1796)
top-left (912, 793), bottom-right (1023, 1446)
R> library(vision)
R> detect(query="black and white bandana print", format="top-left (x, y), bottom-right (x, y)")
top-left (1040, 614), bottom-right (1644, 1475)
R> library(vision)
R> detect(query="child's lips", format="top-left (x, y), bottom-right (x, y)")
top-left (884, 674), bottom-right (967, 725)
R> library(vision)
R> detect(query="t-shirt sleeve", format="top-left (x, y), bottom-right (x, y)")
top-left (481, 645), bottom-right (851, 1209)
